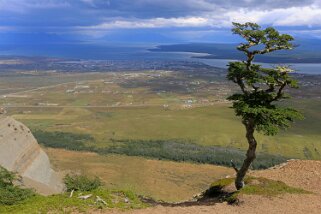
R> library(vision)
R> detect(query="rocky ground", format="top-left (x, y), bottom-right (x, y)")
top-left (106, 160), bottom-right (321, 214)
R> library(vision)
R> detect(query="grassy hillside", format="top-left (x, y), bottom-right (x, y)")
top-left (46, 148), bottom-right (233, 202)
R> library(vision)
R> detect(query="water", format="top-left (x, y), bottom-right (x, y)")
top-left (195, 58), bottom-right (321, 75)
top-left (1, 43), bottom-right (320, 74)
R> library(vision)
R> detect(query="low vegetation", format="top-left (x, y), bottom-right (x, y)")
top-left (0, 166), bottom-right (35, 206)
top-left (0, 188), bottom-right (146, 213)
top-left (33, 130), bottom-right (94, 151)
top-left (33, 130), bottom-right (288, 169)
top-left (103, 139), bottom-right (287, 169)
top-left (0, 172), bottom-right (146, 213)
top-left (64, 174), bottom-right (102, 192)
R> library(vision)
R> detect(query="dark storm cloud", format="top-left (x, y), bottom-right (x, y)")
top-left (0, 0), bottom-right (318, 24)
top-left (77, 0), bottom-right (317, 17)
top-left (0, 0), bottom-right (320, 42)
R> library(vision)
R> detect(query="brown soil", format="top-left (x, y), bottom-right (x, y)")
top-left (98, 160), bottom-right (321, 214)
top-left (46, 148), bottom-right (233, 202)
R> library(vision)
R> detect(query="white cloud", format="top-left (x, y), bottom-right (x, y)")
top-left (82, 17), bottom-right (210, 30)
top-left (77, 4), bottom-right (321, 33)
top-left (223, 6), bottom-right (321, 27)
top-left (1, 0), bottom-right (321, 40)
top-left (273, 6), bottom-right (321, 26)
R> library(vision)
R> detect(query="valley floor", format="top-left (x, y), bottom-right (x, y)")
top-left (101, 160), bottom-right (321, 214)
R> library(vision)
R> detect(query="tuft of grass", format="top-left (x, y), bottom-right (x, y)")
top-left (240, 177), bottom-right (310, 196)
top-left (210, 178), bottom-right (234, 189)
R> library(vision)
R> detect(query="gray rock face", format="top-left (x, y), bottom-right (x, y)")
top-left (0, 116), bottom-right (64, 195)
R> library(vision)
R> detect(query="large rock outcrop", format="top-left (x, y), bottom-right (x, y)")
top-left (0, 115), bottom-right (64, 195)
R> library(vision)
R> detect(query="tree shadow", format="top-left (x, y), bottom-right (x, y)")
top-left (139, 185), bottom-right (238, 207)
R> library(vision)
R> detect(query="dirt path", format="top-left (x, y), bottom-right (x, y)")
top-left (101, 160), bottom-right (321, 214)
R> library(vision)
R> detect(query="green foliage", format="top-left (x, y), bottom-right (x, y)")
top-left (64, 174), bottom-right (102, 192)
top-left (102, 139), bottom-right (287, 169)
top-left (0, 167), bottom-right (143, 213)
top-left (230, 101), bottom-right (304, 135)
top-left (228, 22), bottom-right (303, 135)
top-left (0, 186), bottom-right (35, 206)
top-left (0, 166), bottom-right (15, 187)
top-left (232, 22), bottom-right (294, 54)
top-left (32, 130), bottom-right (289, 169)
top-left (0, 166), bottom-right (35, 205)
top-left (33, 130), bottom-right (95, 151)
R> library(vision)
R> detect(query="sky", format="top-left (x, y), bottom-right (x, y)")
top-left (1, 0), bottom-right (321, 44)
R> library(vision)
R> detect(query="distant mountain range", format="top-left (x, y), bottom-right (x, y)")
top-left (151, 39), bottom-right (321, 63)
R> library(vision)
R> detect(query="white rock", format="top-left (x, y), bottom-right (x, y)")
top-left (0, 116), bottom-right (64, 195)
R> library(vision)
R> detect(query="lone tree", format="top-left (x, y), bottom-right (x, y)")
top-left (227, 22), bottom-right (304, 190)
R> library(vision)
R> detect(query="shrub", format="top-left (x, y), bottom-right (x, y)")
top-left (0, 166), bottom-right (35, 205)
top-left (0, 186), bottom-right (35, 205)
top-left (33, 130), bottom-right (95, 151)
top-left (32, 130), bottom-right (288, 169)
top-left (64, 174), bottom-right (102, 192)
top-left (0, 166), bottom-right (15, 187)
top-left (102, 139), bottom-right (288, 169)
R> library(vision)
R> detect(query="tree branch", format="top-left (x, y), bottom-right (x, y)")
top-left (236, 78), bottom-right (248, 94)
top-left (253, 45), bottom-right (292, 55)
top-left (272, 82), bottom-right (287, 101)
top-left (231, 160), bottom-right (239, 173)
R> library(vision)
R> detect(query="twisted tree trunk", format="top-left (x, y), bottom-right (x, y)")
top-left (235, 120), bottom-right (257, 190)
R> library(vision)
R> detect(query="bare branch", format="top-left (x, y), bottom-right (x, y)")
top-left (231, 160), bottom-right (239, 173)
